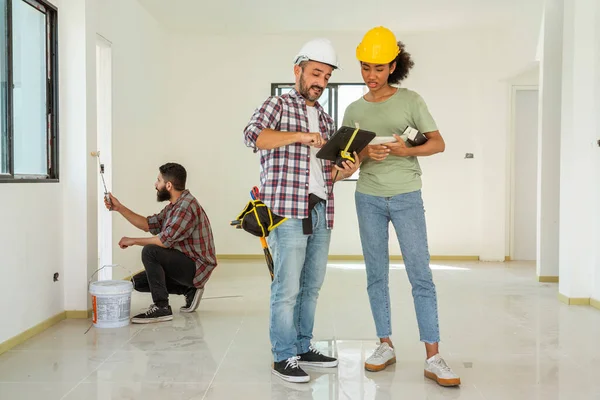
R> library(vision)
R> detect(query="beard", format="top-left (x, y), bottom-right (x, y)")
top-left (298, 74), bottom-right (324, 102)
top-left (156, 187), bottom-right (170, 202)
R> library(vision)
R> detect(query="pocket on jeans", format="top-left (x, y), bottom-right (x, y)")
top-left (272, 217), bottom-right (301, 233)
top-left (402, 190), bottom-right (424, 204)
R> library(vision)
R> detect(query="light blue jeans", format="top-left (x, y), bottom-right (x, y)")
top-left (267, 202), bottom-right (331, 362)
top-left (355, 190), bottom-right (440, 344)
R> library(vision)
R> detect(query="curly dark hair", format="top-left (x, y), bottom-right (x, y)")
top-left (388, 41), bottom-right (414, 84)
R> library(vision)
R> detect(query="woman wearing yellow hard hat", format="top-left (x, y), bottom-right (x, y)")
top-left (342, 26), bottom-right (460, 387)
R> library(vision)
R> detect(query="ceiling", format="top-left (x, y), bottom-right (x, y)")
top-left (137, 0), bottom-right (544, 35)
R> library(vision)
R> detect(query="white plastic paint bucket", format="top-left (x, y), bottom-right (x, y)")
top-left (89, 280), bottom-right (133, 328)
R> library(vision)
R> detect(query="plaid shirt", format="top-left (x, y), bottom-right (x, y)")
top-left (147, 190), bottom-right (217, 288)
top-left (243, 88), bottom-right (336, 229)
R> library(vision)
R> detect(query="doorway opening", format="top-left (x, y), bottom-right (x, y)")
top-left (509, 86), bottom-right (539, 261)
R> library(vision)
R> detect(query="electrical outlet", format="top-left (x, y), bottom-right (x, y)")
top-left (465, 153), bottom-right (474, 159)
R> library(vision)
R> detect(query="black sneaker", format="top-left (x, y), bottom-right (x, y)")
top-left (272, 356), bottom-right (310, 383)
top-left (131, 304), bottom-right (173, 324)
top-left (298, 345), bottom-right (338, 368)
top-left (180, 287), bottom-right (204, 313)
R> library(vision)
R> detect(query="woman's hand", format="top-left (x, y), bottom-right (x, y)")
top-left (383, 134), bottom-right (413, 157)
top-left (365, 144), bottom-right (391, 161)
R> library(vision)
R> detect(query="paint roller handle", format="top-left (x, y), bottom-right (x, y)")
top-left (104, 193), bottom-right (113, 210)
top-left (104, 192), bottom-right (121, 212)
top-left (92, 150), bottom-right (114, 211)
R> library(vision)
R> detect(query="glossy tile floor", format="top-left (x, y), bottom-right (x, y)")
top-left (1, 260), bottom-right (600, 399)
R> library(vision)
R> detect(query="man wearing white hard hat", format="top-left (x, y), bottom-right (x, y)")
top-left (243, 38), bottom-right (359, 383)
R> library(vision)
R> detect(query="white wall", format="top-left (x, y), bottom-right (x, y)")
top-left (0, 0), bottom-right (63, 346)
top-left (1, 0), bottom-right (169, 345)
top-left (536, 0), bottom-right (563, 278)
top-left (56, 0), bottom-right (170, 308)
top-left (57, 0), bottom-right (170, 309)
top-left (558, 0), bottom-right (599, 299)
top-left (85, 0), bottom-right (169, 280)
top-left (590, 0), bottom-right (600, 305)
top-left (60, 0), bottom-right (92, 312)
top-left (594, 0), bottom-right (600, 303)
top-left (164, 27), bottom-right (537, 259)
top-left (0, 184), bottom-right (64, 344)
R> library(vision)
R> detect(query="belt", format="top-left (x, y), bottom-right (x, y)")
top-left (302, 194), bottom-right (325, 235)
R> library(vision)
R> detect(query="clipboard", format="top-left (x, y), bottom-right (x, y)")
top-left (316, 126), bottom-right (376, 167)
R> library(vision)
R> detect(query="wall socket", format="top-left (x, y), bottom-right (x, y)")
top-left (465, 153), bottom-right (474, 159)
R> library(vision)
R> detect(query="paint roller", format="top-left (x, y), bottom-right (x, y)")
top-left (91, 151), bottom-right (112, 210)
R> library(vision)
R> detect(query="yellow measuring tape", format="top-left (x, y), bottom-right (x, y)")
top-left (339, 127), bottom-right (360, 163)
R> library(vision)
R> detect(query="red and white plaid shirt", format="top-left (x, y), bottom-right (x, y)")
top-left (147, 190), bottom-right (217, 288)
top-left (243, 89), bottom-right (336, 229)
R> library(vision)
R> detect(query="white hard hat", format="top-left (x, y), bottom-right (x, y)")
top-left (293, 38), bottom-right (340, 69)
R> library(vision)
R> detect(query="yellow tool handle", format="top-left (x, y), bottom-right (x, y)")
top-left (342, 127), bottom-right (360, 156)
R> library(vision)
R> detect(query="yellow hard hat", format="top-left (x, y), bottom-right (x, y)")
top-left (356, 26), bottom-right (400, 64)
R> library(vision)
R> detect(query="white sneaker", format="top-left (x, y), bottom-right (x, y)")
top-left (365, 342), bottom-right (396, 372)
top-left (424, 354), bottom-right (461, 386)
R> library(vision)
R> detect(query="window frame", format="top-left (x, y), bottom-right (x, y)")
top-left (271, 82), bottom-right (367, 127)
top-left (0, 0), bottom-right (59, 183)
top-left (270, 82), bottom-right (367, 181)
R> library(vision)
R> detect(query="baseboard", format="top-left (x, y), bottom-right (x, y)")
top-left (568, 298), bottom-right (591, 306)
top-left (432, 255), bottom-right (480, 261)
top-left (217, 254), bottom-right (265, 261)
top-left (217, 254), bottom-right (480, 262)
top-left (557, 293), bottom-right (569, 305)
top-left (590, 298), bottom-right (600, 310)
top-left (538, 276), bottom-right (559, 283)
top-left (65, 310), bottom-right (93, 319)
top-left (0, 311), bottom-right (66, 356)
top-left (558, 293), bottom-right (590, 305)
top-left (0, 308), bottom-right (96, 356)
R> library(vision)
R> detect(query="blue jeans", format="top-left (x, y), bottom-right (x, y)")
top-left (267, 202), bottom-right (331, 362)
top-left (355, 190), bottom-right (440, 344)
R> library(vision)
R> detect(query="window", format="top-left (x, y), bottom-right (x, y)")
top-left (0, 0), bottom-right (58, 182)
top-left (271, 83), bottom-right (367, 129)
top-left (271, 83), bottom-right (368, 180)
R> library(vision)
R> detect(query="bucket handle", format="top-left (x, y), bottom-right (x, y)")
top-left (88, 264), bottom-right (137, 291)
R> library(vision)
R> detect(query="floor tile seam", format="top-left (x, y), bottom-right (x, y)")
top-left (200, 318), bottom-right (245, 399)
top-left (58, 328), bottom-right (145, 399)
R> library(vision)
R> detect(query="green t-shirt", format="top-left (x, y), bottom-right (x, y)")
top-left (341, 88), bottom-right (438, 197)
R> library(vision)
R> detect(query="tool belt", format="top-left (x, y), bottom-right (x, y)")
top-left (231, 194), bottom-right (324, 237)
top-left (231, 199), bottom-right (286, 238)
